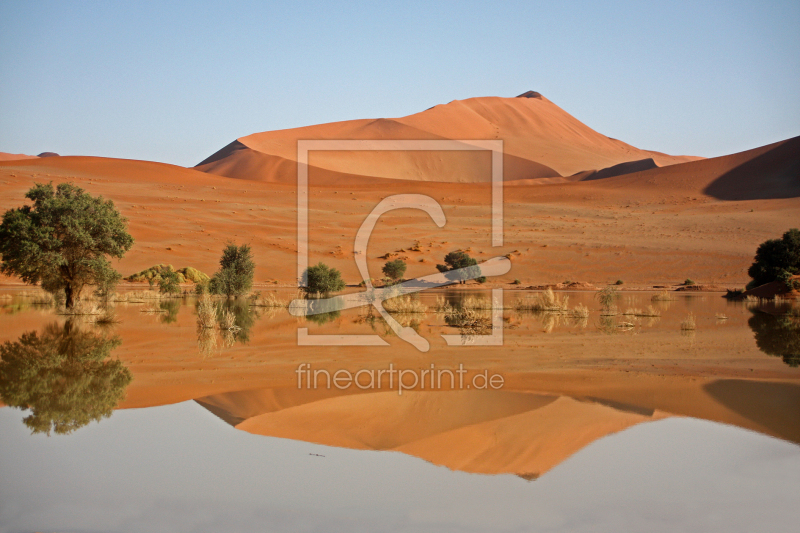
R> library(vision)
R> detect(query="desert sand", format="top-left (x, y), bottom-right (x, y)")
top-left (1, 137), bottom-right (797, 287)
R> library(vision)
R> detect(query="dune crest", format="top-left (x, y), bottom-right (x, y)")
top-left (196, 93), bottom-right (699, 183)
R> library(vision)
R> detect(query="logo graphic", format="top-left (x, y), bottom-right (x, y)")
top-left (289, 140), bottom-right (509, 352)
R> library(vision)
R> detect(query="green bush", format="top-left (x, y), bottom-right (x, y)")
top-left (512, 279), bottom-right (521, 285)
top-left (382, 259), bottom-right (407, 282)
top-left (748, 228), bottom-right (800, 288)
top-left (615, 279), bottom-right (624, 285)
top-left (436, 251), bottom-right (480, 285)
top-left (209, 243), bottom-right (255, 298)
top-left (303, 262), bottom-right (345, 295)
top-left (777, 270), bottom-right (800, 291)
top-left (158, 268), bottom-right (181, 295)
top-left (477, 276), bottom-right (487, 284)
top-left (684, 279), bottom-right (695, 286)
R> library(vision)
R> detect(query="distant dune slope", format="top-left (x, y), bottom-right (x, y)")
top-left (0, 152), bottom-right (38, 162)
top-left (582, 135), bottom-right (800, 200)
top-left (196, 93), bottom-right (699, 183)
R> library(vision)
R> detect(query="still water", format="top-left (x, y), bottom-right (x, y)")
top-left (0, 289), bottom-right (798, 532)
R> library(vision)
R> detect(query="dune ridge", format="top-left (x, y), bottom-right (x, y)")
top-left (196, 93), bottom-right (700, 183)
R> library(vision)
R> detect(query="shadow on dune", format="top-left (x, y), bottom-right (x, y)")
top-left (703, 379), bottom-right (800, 443)
top-left (703, 136), bottom-right (800, 200)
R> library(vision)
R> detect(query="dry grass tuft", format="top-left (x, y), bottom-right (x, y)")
top-left (680, 313), bottom-right (697, 330)
top-left (115, 290), bottom-right (163, 303)
top-left (515, 289), bottom-right (569, 312)
top-left (95, 309), bottom-right (120, 325)
top-left (250, 291), bottom-right (290, 308)
top-left (60, 301), bottom-right (101, 316)
top-left (651, 290), bottom-right (675, 302)
top-left (219, 309), bottom-right (240, 331)
top-left (715, 313), bottom-right (729, 320)
top-left (449, 308), bottom-right (492, 336)
top-left (569, 303), bottom-right (590, 318)
top-left (383, 295), bottom-right (427, 313)
top-left (196, 294), bottom-right (217, 329)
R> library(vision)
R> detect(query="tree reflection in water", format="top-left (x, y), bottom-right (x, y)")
top-left (748, 310), bottom-right (800, 367)
top-left (0, 321), bottom-right (132, 435)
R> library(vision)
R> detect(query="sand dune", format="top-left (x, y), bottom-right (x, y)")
top-left (197, 388), bottom-right (662, 476)
top-left (0, 152), bottom-right (38, 162)
top-left (580, 135), bottom-right (800, 200)
top-left (196, 93), bottom-right (699, 183)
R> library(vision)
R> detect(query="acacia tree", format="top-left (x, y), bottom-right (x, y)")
top-left (436, 250), bottom-right (480, 284)
top-left (0, 182), bottom-right (133, 308)
top-left (209, 242), bottom-right (255, 297)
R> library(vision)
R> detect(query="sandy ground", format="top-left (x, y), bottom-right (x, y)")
top-left (1, 137), bottom-right (797, 288)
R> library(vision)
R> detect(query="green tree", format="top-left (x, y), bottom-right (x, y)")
top-left (0, 182), bottom-right (133, 308)
top-left (0, 322), bottom-right (132, 435)
top-left (303, 262), bottom-right (345, 294)
top-left (382, 259), bottom-right (407, 283)
top-left (158, 268), bottom-right (181, 295)
top-left (436, 250), bottom-right (480, 284)
top-left (747, 229), bottom-right (800, 289)
top-left (209, 242), bottom-right (255, 297)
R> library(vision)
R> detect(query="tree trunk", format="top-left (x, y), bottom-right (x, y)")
top-left (64, 284), bottom-right (74, 309)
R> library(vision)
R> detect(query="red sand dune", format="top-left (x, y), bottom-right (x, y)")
top-left (196, 93), bottom-right (700, 183)
top-left (0, 152), bottom-right (38, 162)
top-left (198, 388), bottom-right (664, 476)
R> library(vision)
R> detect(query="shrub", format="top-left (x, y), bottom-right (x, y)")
top-left (382, 259), bottom-right (407, 282)
top-left (382, 295), bottom-right (427, 313)
top-left (684, 279), bottom-right (695, 286)
top-left (615, 279), bottom-right (624, 285)
top-left (302, 262), bottom-right (345, 295)
top-left (209, 243), bottom-right (255, 298)
top-left (777, 270), bottom-right (800, 291)
top-left (748, 229), bottom-right (800, 288)
top-left (477, 276), bottom-right (487, 284)
top-left (651, 290), bottom-right (675, 302)
top-left (595, 286), bottom-right (619, 312)
top-left (127, 264), bottom-right (209, 285)
top-left (515, 288), bottom-right (569, 313)
top-left (725, 289), bottom-right (745, 299)
top-left (436, 250), bottom-right (480, 284)
top-left (512, 279), bottom-right (521, 285)
top-left (158, 269), bottom-right (181, 295)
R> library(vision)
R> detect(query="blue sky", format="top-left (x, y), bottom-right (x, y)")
top-left (1, 0), bottom-right (798, 167)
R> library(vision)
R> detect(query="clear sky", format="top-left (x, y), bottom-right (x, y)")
top-left (1, 0), bottom-right (798, 167)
